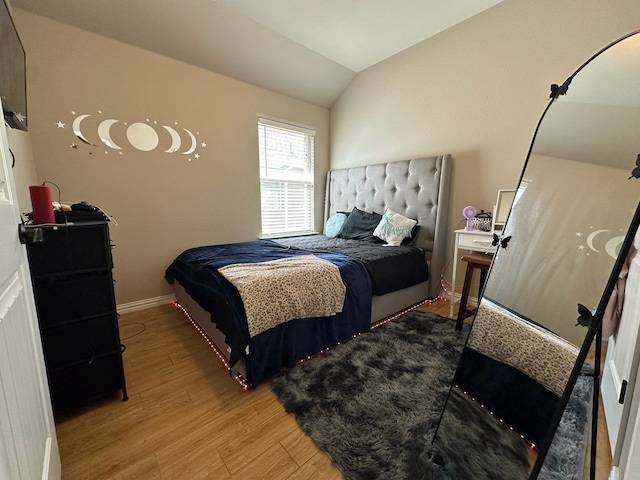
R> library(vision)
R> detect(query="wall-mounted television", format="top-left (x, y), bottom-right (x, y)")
top-left (0, 0), bottom-right (27, 131)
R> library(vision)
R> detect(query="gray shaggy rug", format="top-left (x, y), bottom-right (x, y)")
top-left (269, 309), bottom-right (592, 480)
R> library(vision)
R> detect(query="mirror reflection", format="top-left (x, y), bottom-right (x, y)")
top-left (487, 154), bottom-right (638, 345)
top-left (491, 189), bottom-right (516, 232)
top-left (434, 31), bottom-right (640, 479)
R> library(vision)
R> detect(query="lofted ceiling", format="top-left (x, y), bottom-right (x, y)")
top-left (10, 0), bottom-right (503, 107)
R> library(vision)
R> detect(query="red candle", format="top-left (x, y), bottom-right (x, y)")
top-left (29, 185), bottom-right (55, 224)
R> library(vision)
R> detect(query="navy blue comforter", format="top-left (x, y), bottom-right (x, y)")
top-left (276, 234), bottom-right (429, 295)
top-left (165, 239), bottom-right (372, 387)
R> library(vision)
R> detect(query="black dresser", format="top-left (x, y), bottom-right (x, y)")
top-left (23, 221), bottom-right (128, 412)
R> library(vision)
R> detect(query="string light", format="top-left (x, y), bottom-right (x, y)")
top-left (173, 298), bottom-right (363, 387)
top-left (438, 270), bottom-right (449, 295)
top-left (452, 384), bottom-right (537, 450)
top-left (371, 299), bottom-right (434, 328)
top-left (172, 300), bottom-right (249, 389)
top-left (172, 293), bottom-right (448, 390)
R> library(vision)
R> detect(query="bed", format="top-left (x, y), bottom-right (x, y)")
top-left (166, 154), bottom-right (452, 387)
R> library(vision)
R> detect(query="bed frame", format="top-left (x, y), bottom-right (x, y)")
top-left (324, 154), bottom-right (451, 315)
top-left (172, 154), bottom-right (452, 383)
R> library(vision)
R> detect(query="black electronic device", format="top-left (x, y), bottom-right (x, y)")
top-left (71, 201), bottom-right (99, 212)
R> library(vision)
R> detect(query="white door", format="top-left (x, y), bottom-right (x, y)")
top-left (0, 111), bottom-right (60, 478)
top-left (602, 239), bottom-right (640, 463)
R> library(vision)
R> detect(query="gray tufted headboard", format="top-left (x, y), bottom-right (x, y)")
top-left (324, 155), bottom-right (452, 298)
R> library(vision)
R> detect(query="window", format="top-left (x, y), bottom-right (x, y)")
top-left (258, 116), bottom-right (315, 237)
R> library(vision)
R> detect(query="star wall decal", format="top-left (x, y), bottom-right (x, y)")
top-left (56, 121), bottom-right (65, 128)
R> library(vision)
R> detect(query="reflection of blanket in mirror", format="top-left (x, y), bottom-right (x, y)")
top-left (467, 299), bottom-right (579, 396)
top-left (219, 254), bottom-right (346, 337)
top-left (454, 347), bottom-right (559, 446)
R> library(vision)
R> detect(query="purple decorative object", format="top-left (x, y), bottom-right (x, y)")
top-left (462, 205), bottom-right (477, 231)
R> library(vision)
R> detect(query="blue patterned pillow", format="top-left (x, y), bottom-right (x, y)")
top-left (325, 212), bottom-right (348, 237)
top-left (373, 208), bottom-right (418, 246)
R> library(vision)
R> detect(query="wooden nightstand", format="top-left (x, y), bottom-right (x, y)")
top-left (449, 229), bottom-right (496, 317)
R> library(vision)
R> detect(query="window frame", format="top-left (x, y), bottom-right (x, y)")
top-left (257, 115), bottom-right (316, 238)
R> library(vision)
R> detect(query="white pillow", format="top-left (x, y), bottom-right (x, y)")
top-left (325, 212), bottom-right (347, 237)
top-left (373, 209), bottom-right (417, 246)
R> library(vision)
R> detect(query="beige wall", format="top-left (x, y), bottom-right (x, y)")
top-left (330, 0), bottom-right (640, 293)
top-left (12, 10), bottom-right (330, 306)
top-left (12, 1), bottom-right (640, 306)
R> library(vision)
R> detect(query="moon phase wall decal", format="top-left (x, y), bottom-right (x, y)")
top-left (586, 229), bottom-right (609, 252)
top-left (182, 128), bottom-right (197, 155)
top-left (72, 114), bottom-right (96, 146)
top-left (163, 125), bottom-right (181, 153)
top-left (605, 236), bottom-right (625, 258)
top-left (61, 111), bottom-right (206, 160)
top-left (580, 228), bottom-right (624, 258)
top-left (97, 119), bottom-right (122, 149)
top-left (126, 122), bottom-right (159, 152)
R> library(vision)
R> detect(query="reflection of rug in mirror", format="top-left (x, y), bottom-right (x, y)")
top-left (539, 366), bottom-right (592, 480)
top-left (433, 386), bottom-right (531, 479)
top-left (269, 309), bottom-right (592, 480)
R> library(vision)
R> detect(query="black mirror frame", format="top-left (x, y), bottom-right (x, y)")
top-left (527, 29), bottom-right (640, 479)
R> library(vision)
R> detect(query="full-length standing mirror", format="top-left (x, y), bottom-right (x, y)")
top-left (432, 31), bottom-right (640, 479)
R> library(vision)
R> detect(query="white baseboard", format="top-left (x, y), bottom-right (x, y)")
top-left (117, 295), bottom-right (175, 314)
top-left (609, 466), bottom-right (619, 480)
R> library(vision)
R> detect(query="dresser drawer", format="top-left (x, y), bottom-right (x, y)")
top-left (26, 223), bottom-right (112, 277)
top-left (457, 231), bottom-right (495, 252)
top-left (48, 353), bottom-right (123, 412)
top-left (42, 315), bottom-right (119, 371)
top-left (33, 272), bottom-right (115, 326)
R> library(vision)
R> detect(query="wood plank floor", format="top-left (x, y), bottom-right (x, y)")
top-left (54, 300), bottom-right (612, 479)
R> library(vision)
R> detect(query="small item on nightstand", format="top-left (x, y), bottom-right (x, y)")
top-left (471, 210), bottom-right (492, 232)
top-left (462, 205), bottom-right (477, 231)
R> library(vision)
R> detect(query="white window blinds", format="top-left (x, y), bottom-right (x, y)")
top-left (258, 116), bottom-right (315, 237)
